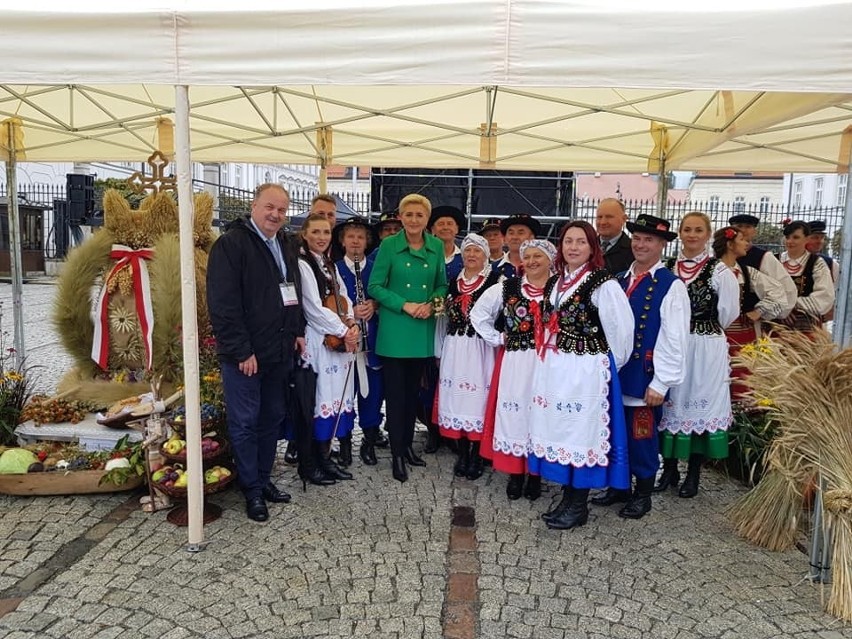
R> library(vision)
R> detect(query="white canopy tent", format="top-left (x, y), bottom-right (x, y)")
top-left (1, 0), bottom-right (851, 545)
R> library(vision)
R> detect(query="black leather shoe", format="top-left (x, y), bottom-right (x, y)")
top-left (405, 447), bottom-right (426, 467)
top-left (246, 497), bottom-right (268, 522)
top-left (541, 486), bottom-right (571, 521)
top-left (618, 495), bottom-right (652, 519)
top-left (392, 456), bottom-right (408, 483)
top-left (454, 440), bottom-right (471, 477)
top-left (423, 426), bottom-right (440, 454)
top-left (284, 441), bottom-right (298, 465)
top-left (546, 489), bottom-right (589, 530)
top-left (524, 474), bottom-right (542, 501)
top-left (507, 474), bottom-right (524, 500)
top-left (298, 467), bottom-right (336, 490)
top-left (360, 441), bottom-right (377, 466)
top-left (678, 455), bottom-right (702, 498)
top-left (261, 482), bottom-right (291, 503)
top-left (374, 432), bottom-right (389, 448)
top-left (590, 488), bottom-right (631, 506)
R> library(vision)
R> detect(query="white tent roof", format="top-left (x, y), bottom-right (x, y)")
top-left (1, 1), bottom-right (851, 171)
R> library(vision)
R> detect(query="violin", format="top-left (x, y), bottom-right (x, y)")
top-left (322, 255), bottom-right (352, 353)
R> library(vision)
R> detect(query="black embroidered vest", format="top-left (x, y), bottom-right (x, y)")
top-left (543, 269), bottom-right (611, 355)
top-left (666, 257), bottom-right (722, 335)
top-left (446, 271), bottom-right (500, 337)
top-left (299, 253), bottom-right (334, 297)
top-left (776, 253), bottom-right (817, 298)
top-left (738, 263), bottom-right (759, 314)
top-left (502, 276), bottom-right (552, 352)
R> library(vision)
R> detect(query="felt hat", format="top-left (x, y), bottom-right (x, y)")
top-left (626, 214), bottom-right (677, 241)
top-left (427, 205), bottom-right (466, 231)
top-left (499, 213), bottom-right (542, 236)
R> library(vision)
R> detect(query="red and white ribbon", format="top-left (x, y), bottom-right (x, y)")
top-left (91, 244), bottom-right (155, 370)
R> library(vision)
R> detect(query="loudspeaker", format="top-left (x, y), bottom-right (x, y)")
top-left (66, 174), bottom-right (94, 224)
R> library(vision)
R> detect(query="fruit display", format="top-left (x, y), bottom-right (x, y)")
top-left (153, 464), bottom-right (234, 495)
top-left (159, 434), bottom-right (227, 461)
top-left (20, 396), bottom-right (99, 425)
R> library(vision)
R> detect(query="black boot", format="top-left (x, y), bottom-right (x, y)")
top-left (392, 455), bottom-right (408, 483)
top-left (678, 454), bottom-right (703, 498)
top-left (338, 435), bottom-right (353, 467)
top-left (507, 473), bottom-right (524, 500)
top-left (319, 441), bottom-right (353, 481)
top-left (298, 442), bottom-right (336, 490)
top-left (466, 442), bottom-right (484, 480)
top-left (454, 439), bottom-right (471, 477)
top-left (546, 488), bottom-right (590, 530)
top-left (619, 477), bottom-right (654, 519)
top-left (284, 440), bottom-right (298, 465)
top-left (541, 486), bottom-right (571, 521)
top-left (405, 446), bottom-right (426, 467)
top-left (374, 431), bottom-right (389, 448)
top-left (359, 428), bottom-right (378, 466)
top-left (653, 458), bottom-right (680, 492)
top-left (591, 487), bottom-right (631, 506)
top-left (424, 424), bottom-right (441, 454)
top-left (524, 474), bottom-right (542, 501)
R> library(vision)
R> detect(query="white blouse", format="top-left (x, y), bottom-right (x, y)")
top-left (298, 253), bottom-right (354, 339)
top-left (731, 263), bottom-right (788, 321)
top-left (779, 251), bottom-right (836, 318)
top-left (756, 250), bottom-right (798, 319)
top-left (673, 252), bottom-right (740, 330)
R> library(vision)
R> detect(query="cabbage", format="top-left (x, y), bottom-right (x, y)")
top-left (0, 448), bottom-right (38, 474)
top-left (104, 458), bottom-right (130, 471)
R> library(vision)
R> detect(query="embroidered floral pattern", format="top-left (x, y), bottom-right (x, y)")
top-left (492, 438), bottom-right (529, 457)
top-left (659, 414), bottom-right (732, 435)
top-left (438, 415), bottom-right (485, 434)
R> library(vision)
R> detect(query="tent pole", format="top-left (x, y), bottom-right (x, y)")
top-left (833, 152), bottom-right (852, 348)
top-left (655, 160), bottom-right (669, 218)
top-left (466, 169), bottom-right (473, 233)
top-left (5, 122), bottom-right (25, 368)
top-left (175, 85), bottom-right (205, 550)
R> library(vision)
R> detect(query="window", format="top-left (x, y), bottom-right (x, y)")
top-left (733, 196), bottom-right (745, 213)
top-left (709, 195), bottom-right (720, 212)
top-left (759, 196), bottom-right (770, 213)
top-left (235, 164), bottom-right (242, 186)
top-left (264, 171), bottom-right (272, 183)
top-left (838, 174), bottom-right (848, 207)
top-left (793, 181), bottom-right (803, 209)
top-left (814, 177), bottom-right (824, 208)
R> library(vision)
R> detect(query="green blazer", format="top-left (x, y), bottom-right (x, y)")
top-left (368, 231), bottom-right (448, 358)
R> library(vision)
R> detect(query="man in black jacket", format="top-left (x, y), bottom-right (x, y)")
top-left (207, 184), bottom-right (306, 522)
top-left (596, 198), bottom-right (634, 275)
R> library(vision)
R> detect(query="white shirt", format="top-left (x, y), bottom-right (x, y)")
top-left (730, 263), bottom-right (787, 321)
top-left (298, 253), bottom-right (353, 339)
top-left (779, 251), bottom-right (836, 318)
top-left (622, 260), bottom-right (690, 406)
top-left (757, 251), bottom-right (798, 319)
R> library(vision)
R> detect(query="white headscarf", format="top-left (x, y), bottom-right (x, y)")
top-left (519, 239), bottom-right (557, 264)
top-left (459, 233), bottom-right (491, 279)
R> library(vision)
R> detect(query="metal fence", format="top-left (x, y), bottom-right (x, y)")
top-left (1, 180), bottom-right (845, 268)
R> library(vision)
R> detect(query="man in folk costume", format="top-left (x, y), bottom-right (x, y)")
top-left (334, 217), bottom-right (389, 465)
top-left (728, 214), bottom-right (797, 320)
top-left (805, 220), bottom-right (839, 282)
top-left (591, 214), bottom-right (689, 520)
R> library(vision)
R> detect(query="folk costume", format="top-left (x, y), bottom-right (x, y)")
top-left (298, 249), bottom-right (356, 481)
top-left (593, 214), bottom-right (689, 520)
top-left (471, 239), bottom-right (556, 501)
top-left (725, 256), bottom-right (787, 401)
top-left (657, 252), bottom-right (739, 497)
top-left (437, 234), bottom-right (500, 480)
top-left (777, 250), bottom-right (835, 332)
top-left (334, 217), bottom-right (386, 466)
top-left (525, 260), bottom-right (634, 530)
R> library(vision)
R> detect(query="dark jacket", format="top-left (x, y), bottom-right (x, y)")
top-left (603, 231), bottom-right (634, 275)
top-left (207, 217), bottom-right (305, 366)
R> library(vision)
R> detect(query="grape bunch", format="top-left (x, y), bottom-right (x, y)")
top-left (66, 456), bottom-right (91, 471)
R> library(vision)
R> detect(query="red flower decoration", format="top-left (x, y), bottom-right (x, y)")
top-left (519, 321), bottom-right (531, 332)
top-left (781, 217), bottom-right (792, 226)
top-left (724, 228), bottom-right (737, 239)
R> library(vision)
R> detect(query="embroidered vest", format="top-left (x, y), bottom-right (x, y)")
top-left (300, 253), bottom-right (333, 298)
top-left (777, 253), bottom-right (820, 331)
top-left (666, 257), bottom-right (722, 336)
top-left (502, 277), bottom-right (546, 352)
top-left (446, 271), bottom-right (501, 337)
top-left (617, 268), bottom-right (677, 398)
top-left (543, 269), bottom-right (611, 355)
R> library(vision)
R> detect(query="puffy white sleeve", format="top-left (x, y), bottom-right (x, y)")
top-left (797, 256), bottom-right (836, 318)
top-left (748, 266), bottom-right (787, 321)
top-left (712, 262), bottom-right (740, 330)
top-left (649, 279), bottom-right (690, 397)
top-left (298, 260), bottom-right (349, 338)
top-left (759, 252), bottom-right (797, 319)
top-left (334, 267), bottom-right (355, 321)
top-left (470, 283), bottom-right (504, 347)
top-left (591, 279), bottom-right (634, 370)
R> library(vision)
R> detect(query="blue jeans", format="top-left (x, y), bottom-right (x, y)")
top-left (221, 360), bottom-right (288, 500)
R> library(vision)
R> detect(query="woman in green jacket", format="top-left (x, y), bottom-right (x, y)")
top-left (368, 194), bottom-right (448, 483)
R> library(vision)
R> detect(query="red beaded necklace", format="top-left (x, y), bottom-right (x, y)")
top-left (457, 274), bottom-right (485, 295)
top-left (783, 254), bottom-right (805, 275)
top-left (676, 255), bottom-right (709, 281)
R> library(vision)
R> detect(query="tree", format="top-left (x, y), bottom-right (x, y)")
top-left (753, 222), bottom-right (784, 253)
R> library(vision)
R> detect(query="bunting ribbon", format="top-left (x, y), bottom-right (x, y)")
top-left (91, 244), bottom-right (155, 370)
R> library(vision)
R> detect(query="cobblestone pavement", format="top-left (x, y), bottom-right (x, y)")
top-left (1, 283), bottom-right (851, 639)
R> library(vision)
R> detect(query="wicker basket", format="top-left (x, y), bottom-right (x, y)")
top-left (155, 470), bottom-right (236, 499)
top-left (158, 439), bottom-right (229, 464)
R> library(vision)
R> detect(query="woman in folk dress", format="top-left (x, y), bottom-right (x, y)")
top-left (436, 234), bottom-right (501, 480)
top-left (471, 239), bottom-right (557, 502)
top-left (297, 214), bottom-right (361, 482)
top-left (657, 212), bottom-right (740, 498)
top-left (777, 220), bottom-right (835, 333)
top-left (526, 221), bottom-right (634, 530)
